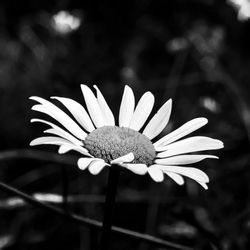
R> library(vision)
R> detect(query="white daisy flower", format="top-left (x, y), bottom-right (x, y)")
top-left (30, 85), bottom-right (223, 189)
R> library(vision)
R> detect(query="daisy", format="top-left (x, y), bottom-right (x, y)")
top-left (30, 85), bottom-right (223, 189)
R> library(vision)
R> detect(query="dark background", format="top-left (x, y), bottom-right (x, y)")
top-left (0, 0), bottom-right (249, 249)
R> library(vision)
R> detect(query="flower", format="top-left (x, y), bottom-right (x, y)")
top-left (227, 0), bottom-right (250, 21)
top-left (30, 85), bottom-right (223, 189)
top-left (51, 10), bottom-right (82, 34)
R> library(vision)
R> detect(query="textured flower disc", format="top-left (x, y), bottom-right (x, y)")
top-left (84, 126), bottom-right (156, 165)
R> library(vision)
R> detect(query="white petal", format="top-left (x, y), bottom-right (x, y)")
top-left (154, 117), bottom-right (208, 147)
top-left (51, 97), bottom-right (95, 132)
top-left (197, 182), bottom-right (208, 190)
top-left (58, 145), bottom-right (91, 156)
top-left (147, 166), bottom-right (164, 182)
top-left (80, 85), bottom-right (105, 128)
top-left (158, 165), bottom-right (209, 183)
top-left (31, 118), bottom-right (83, 146)
top-left (44, 128), bottom-right (83, 146)
top-left (58, 145), bottom-right (74, 154)
top-left (111, 152), bottom-right (134, 164)
top-left (124, 163), bottom-right (148, 175)
top-left (94, 85), bottom-right (115, 126)
top-left (32, 104), bottom-right (53, 116)
top-left (31, 136), bottom-right (90, 156)
top-left (154, 154), bottom-right (218, 165)
top-left (129, 91), bottom-right (155, 131)
top-left (119, 85), bottom-right (135, 127)
top-left (68, 147), bottom-right (91, 156)
top-left (30, 97), bottom-right (87, 140)
top-left (165, 172), bottom-right (185, 185)
top-left (143, 99), bottom-right (172, 140)
top-left (89, 160), bottom-right (107, 175)
top-left (78, 158), bottom-right (96, 170)
top-left (157, 136), bottom-right (224, 158)
top-left (30, 136), bottom-right (70, 146)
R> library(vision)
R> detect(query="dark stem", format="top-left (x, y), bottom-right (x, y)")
top-left (0, 180), bottom-right (194, 250)
top-left (100, 167), bottom-right (120, 250)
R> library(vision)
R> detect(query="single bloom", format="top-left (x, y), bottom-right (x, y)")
top-left (30, 85), bottom-right (223, 189)
top-left (227, 0), bottom-right (250, 21)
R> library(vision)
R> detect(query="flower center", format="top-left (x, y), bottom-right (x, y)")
top-left (84, 126), bottom-right (156, 166)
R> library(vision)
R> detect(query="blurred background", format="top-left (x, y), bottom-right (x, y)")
top-left (0, 0), bottom-right (249, 249)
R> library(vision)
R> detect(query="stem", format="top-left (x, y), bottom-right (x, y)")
top-left (100, 167), bottom-right (120, 250)
top-left (0, 178), bottom-right (194, 249)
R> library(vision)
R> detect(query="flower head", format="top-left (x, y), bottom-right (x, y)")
top-left (30, 85), bottom-right (223, 189)
top-left (227, 0), bottom-right (250, 21)
top-left (51, 10), bottom-right (82, 34)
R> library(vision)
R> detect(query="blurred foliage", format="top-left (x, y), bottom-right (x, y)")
top-left (0, 0), bottom-right (250, 249)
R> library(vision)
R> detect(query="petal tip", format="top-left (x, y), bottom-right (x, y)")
top-left (80, 84), bottom-right (89, 93)
top-left (80, 84), bottom-right (89, 89)
top-left (215, 140), bottom-right (224, 149)
top-left (29, 96), bottom-right (37, 101)
top-left (125, 163), bottom-right (148, 175)
top-left (50, 96), bottom-right (58, 100)
top-left (124, 85), bottom-right (133, 92)
top-left (203, 117), bottom-right (208, 123)
top-left (77, 158), bottom-right (92, 170)
top-left (148, 166), bottom-right (165, 182)
top-left (212, 155), bottom-right (219, 159)
top-left (111, 152), bottom-right (135, 164)
top-left (202, 183), bottom-right (209, 190)
top-left (198, 117), bottom-right (208, 126)
top-left (29, 140), bottom-right (36, 146)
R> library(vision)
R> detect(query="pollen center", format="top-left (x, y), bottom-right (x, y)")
top-left (84, 126), bottom-right (156, 166)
